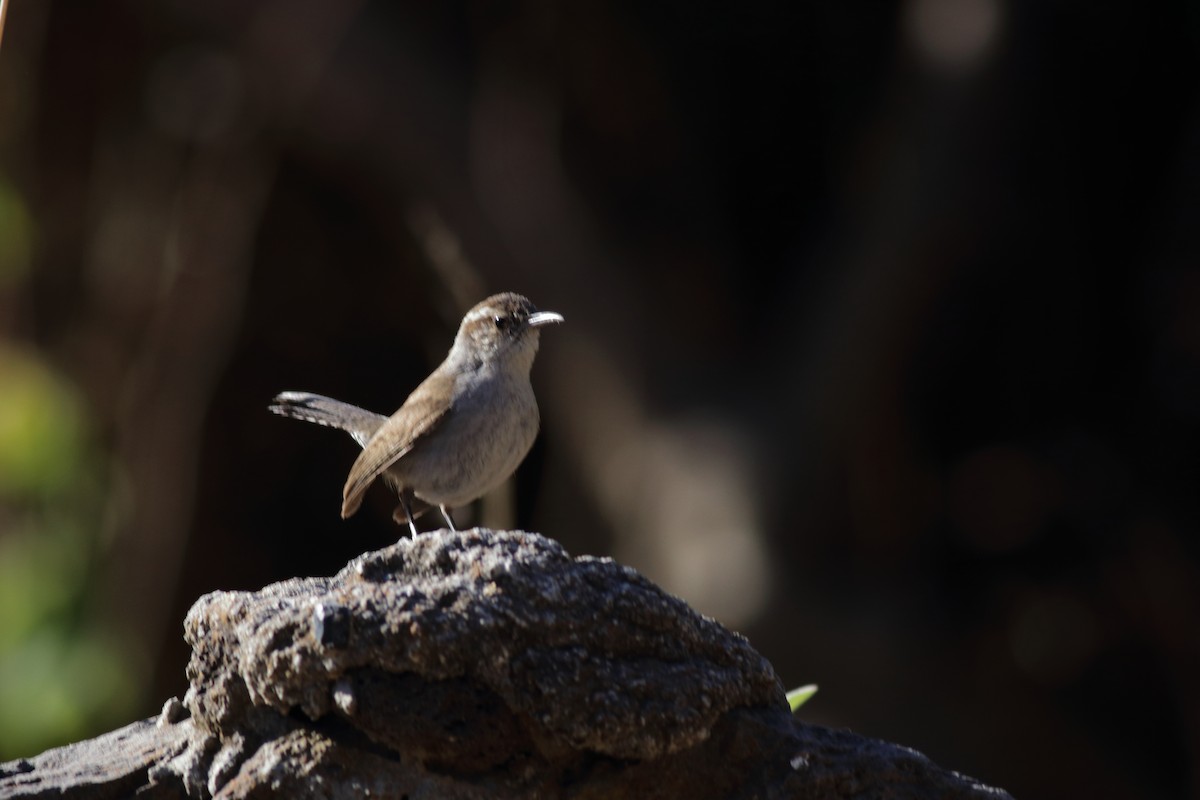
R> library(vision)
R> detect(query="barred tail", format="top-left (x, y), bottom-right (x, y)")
top-left (268, 391), bottom-right (386, 448)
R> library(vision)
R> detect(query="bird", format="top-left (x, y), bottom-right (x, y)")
top-left (269, 292), bottom-right (563, 536)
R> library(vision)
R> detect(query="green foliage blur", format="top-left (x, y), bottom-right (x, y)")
top-left (0, 181), bottom-right (144, 759)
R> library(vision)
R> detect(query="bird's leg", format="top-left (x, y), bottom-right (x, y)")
top-left (392, 491), bottom-right (419, 537)
top-left (439, 505), bottom-right (457, 531)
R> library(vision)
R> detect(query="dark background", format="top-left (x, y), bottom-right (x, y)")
top-left (1, 2), bottom-right (1198, 798)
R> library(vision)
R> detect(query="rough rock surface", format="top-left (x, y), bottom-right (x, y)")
top-left (0, 528), bottom-right (1014, 799)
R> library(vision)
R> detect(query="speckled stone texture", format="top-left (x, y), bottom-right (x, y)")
top-left (182, 529), bottom-right (784, 762)
top-left (0, 529), bottom-right (1014, 800)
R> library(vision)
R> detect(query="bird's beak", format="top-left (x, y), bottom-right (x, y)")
top-left (527, 311), bottom-right (564, 328)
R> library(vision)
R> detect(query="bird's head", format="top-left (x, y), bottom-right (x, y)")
top-left (451, 292), bottom-right (563, 373)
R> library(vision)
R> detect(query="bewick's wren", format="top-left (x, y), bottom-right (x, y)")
top-left (270, 292), bottom-right (562, 535)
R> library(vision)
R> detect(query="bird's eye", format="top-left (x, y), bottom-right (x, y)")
top-left (493, 315), bottom-right (510, 331)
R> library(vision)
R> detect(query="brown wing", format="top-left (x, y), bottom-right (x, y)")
top-left (340, 371), bottom-right (453, 518)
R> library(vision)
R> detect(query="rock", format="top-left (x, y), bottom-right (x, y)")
top-left (0, 529), bottom-right (1013, 799)
top-left (0, 715), bottom-right (191, 799)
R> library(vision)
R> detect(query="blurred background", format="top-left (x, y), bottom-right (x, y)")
top-left (0, 1), bottom-right (1197, 797)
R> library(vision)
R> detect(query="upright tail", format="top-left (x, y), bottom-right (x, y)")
top-left (268, 392), bottom-right (387, 448)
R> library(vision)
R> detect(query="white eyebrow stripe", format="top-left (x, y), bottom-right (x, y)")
top-left (462, 305), bottom-right (498, 326)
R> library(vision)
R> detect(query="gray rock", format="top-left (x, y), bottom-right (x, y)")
top-left (0, 529), bottom-right (1013, 799)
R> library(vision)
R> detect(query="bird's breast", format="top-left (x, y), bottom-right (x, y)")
top-left (398, 370), bottom-right (540, 507)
